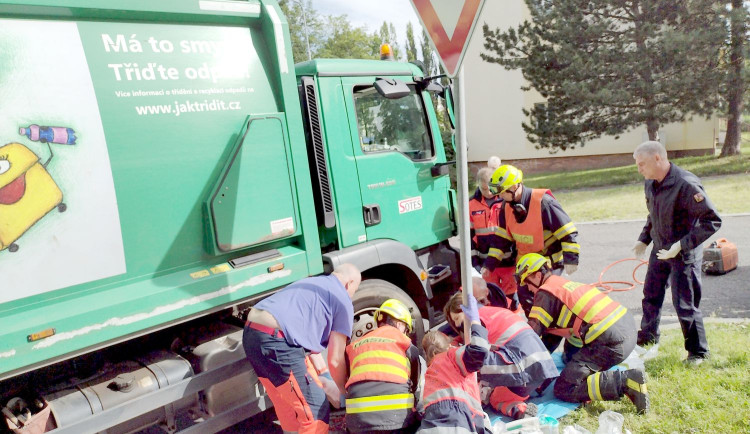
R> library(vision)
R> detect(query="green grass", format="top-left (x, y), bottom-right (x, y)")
top-left (524, 137), bottom-right (750, 192)
top-left (559, 322), bottom-right (750, 433)
top-left (554, 173), bottom-right (750, 222)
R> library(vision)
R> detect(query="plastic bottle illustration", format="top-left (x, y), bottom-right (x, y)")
top-left (19, 124), bottom-right (76, 145)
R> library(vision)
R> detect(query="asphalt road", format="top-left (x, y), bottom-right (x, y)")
top-left (224, 214), bottom-right (750, 433)
top-left (573, 214), bottom-right (750, 320)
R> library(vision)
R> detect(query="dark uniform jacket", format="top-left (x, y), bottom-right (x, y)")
top-left (638, 163), bottom-right (722, 262)
top-left (486, 187), bottom-right (579, 271)
top-left (469, 188), bottom-right (506, 270)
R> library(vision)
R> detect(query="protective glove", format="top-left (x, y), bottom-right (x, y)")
top-left (632, 241), bottom-right (648, 260)
top-left (460, 291), bottom-right (481, 324)
top-left (564, 264), bottom-right (578, 275)
top-left (657, 242), bottom-right (681, 260)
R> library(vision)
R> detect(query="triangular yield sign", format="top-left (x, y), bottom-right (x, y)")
top-left (411, 0), bottom-right (486, 77)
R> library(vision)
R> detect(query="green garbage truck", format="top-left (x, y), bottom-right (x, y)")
top-left (0, 1), bottom-right (460, 432)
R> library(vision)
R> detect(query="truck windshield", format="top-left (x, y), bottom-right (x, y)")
top-left (354, 84), bottom-right (434, 161)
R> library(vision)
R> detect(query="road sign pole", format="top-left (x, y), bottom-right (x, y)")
top-left (455, 67), bottom-right (472, 344)
top-left (409, 0), bottom-right (486, 343)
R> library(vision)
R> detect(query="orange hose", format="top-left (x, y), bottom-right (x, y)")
top-left (590, 258), bottom-right (649, 293)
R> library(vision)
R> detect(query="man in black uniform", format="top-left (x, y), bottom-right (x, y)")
top-left (632, 141), bottom-right (721, 365)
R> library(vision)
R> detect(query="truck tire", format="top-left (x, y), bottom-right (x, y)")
top-left (352, 279), bottom-right (425, 345)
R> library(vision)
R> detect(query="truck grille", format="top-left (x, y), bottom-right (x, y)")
top-left (301, 77), bottom-right (335, 228)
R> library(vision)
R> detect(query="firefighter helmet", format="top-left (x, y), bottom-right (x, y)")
top-left (375, 298), bottom-right (413, 333)
top-left (489, 164), bottom-right (523, 195)
top-left (516, 253), bottom-right (551, 285)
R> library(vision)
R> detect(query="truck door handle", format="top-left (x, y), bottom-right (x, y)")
top-left (363, 204), bottom-right (381, 227)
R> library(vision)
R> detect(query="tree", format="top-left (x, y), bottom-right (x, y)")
top-left (278, 0), bottom-right (324, 63)
top-left (317, 15), bottom-right (379, 60)
top-left (482, 0), bottom-right (725, 152)
top-left (721, 0), bottom-right (746, 156)
top-left (405, 22), bottom-right (418, 62)
top-left (420, 29), bottom-right (437, 76)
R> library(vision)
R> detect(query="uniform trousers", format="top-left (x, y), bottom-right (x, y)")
top-left (639, 249), bottom-right (709, 356)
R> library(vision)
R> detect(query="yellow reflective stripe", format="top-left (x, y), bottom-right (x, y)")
top-left (553, 222), bottom-right (577, 239)
top-left (488, 248), bottom-right (504, 260)
top-left (475, 227), bottom-right (494, 235)
top-left (566, 335), bottom-right (583, 347)
top-left (587, 372), bottom-right (603, 401)
top-left (544, 233), bottom-right (557, 249)
top-left (550, 251), bottom-right (563, 263)
top-left (557, 306), bottom-right (573, 327)
top-left (530, 306), bottom-right (553, 327)
top-left (351, 350), bottom-right (408, 368)
top-left (582, 296), bottom-right (614, 323)
top-left (345, 393), bottom-right (414, 413)
top-left (626, 378), bottom-right (647, 394)
top-left (571, 288), bottom-right (601, 315)
top-left (561, 242), bottom-right (580, 254)
top-left (495, 227), bottom-right (513, 241)
top-left (585, 306), bottom-right (627, 343)
top-left (350, 364), bottom-right (409, 380)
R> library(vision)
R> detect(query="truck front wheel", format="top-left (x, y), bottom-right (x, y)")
top-left (351, 279), bottom-right (425, 346)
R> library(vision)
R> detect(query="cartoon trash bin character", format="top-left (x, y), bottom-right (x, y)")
top-left (0, 142), bottom-right (66, 252)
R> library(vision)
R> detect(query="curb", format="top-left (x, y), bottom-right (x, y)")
top-left (577, 213), bottom-right (750, 226)
top-left (633, 315), bottom-right (750, 331)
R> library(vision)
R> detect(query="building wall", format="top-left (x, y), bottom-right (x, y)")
top-left (461, 1), bottom-right (719, 169)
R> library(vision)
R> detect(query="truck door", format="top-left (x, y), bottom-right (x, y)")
top-left (342, 78), bottom-right (454, 249)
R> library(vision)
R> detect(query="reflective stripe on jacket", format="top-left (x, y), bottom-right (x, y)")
top-left (505, 189), bottom-right (548, 257)
top-left (344, 326), bottom-right (417, 431)
top-left (345, 380), bottom-right (416, 431)
top-left (477, 307), bottom-right (558, 387)
top-left (422, 348), bottom-right (483, 417)
top-left (538, 275), bottom-right (627, 344)
top-left (345, 325), bottom-right (412, 387)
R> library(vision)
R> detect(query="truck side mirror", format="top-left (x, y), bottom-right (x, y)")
top-left (374, 78), bottom-right (411, 99)
top-left (431, 160), bottom-right (455, 177)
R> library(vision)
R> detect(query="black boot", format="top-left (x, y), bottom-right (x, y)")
top-left (622, 369), bottom-right (649, 414)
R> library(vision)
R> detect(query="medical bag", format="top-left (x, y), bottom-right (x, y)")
top-left (702, 238), bottom-right (738, 275)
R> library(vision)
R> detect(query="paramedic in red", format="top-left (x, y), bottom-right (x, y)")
top-left (632, 141), bottom-right (721, 365)
top-left (242, 263), bottom-right (361, 433)
top-left (484, 165), bottom-right (580, 318)
top-left (516, 254), bottom-right (649, 414)
top-left (418, 292), bottom-right (492, 433)
top-left (443, 292), bottom-right (559, 420)
top-left (470, 167), bottom-right (516, 299)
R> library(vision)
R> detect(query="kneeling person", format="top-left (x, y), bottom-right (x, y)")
top-left (419, 292), bottom-right (493, 433)
top-left (345, 299), bottom-right (422, 433)
top-left (444, 292), bottom-right (558, 420)
top-left (516, 254), bottom-right (649, 414)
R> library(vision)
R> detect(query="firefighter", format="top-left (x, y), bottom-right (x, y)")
top-left (419, 292), bottom-right (493, 433)
top-left (632, 141), bottom-right (721, 365)
top-left (471, 167), bottom-right (519, 304)
top-left (485, 164), bottom-right (581, 317)
top-left (344, 299), bottom-right (422, 433)
top-left (516, 253), bottom-right (649, 414)
top-left (443, 292), bottom-right (559, 420)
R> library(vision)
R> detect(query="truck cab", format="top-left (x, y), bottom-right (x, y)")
top-left (295, 60), bottom-right (459, 340)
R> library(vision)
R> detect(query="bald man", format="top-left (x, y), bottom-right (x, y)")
top-left (243, 264), bottom-right (361, 433)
